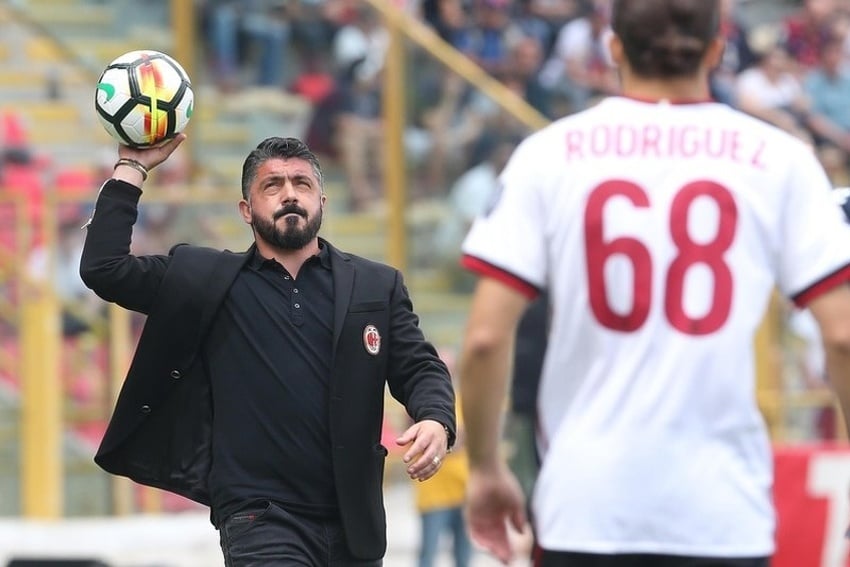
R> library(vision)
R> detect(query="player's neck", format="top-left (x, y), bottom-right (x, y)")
top-left (620, 76), bottom-right (712, 104)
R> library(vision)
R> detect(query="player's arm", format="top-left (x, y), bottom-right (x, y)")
top-left (79, 136), bottom-right (186, 314)
top-left (460, 277), bottom-right (531, 469)
top-left (806, 282), bottom-right (850, 439)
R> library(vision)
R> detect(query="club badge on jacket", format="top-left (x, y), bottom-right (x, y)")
top-left (363, 325), bottom-right (381, 355)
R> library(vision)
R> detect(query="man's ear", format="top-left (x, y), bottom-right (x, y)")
top-left (238, 199), bottom-right (252, 225)
top-left (705, 37), bottom-right (726, 71)
top-left (608, 33), bottom-right (624, 68)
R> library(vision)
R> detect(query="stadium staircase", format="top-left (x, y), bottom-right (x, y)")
top-left (0, 0), bottom-right (472, 515)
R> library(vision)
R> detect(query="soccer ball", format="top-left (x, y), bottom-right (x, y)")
top-left (94, 50), bottom-right (193, 148)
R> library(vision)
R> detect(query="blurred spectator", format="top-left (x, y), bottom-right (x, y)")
top-left (735, 43), bottom-right (813, 143)
top-left (332, 4), bottom-right (388, 211)
top-left (414, 72), bottom-right (491, 196)
top-left (202, 0), bottom-right (292, 91)
top-left (289, 52), bottom-right (336, 107)
top-left (804, 35), bottom-right (850, 156)
top-left (55, 219), bottom-right (102, 338)
top-left (288, 0), bottom-right (344, 59)
top-left (511, 0), bottom-right (559, 54)
top-left (711, 0), bottom-right (757, 106)
top-left (780, 0), bottom-right (836, 73)
top-left (539, 0), bottom-right (618, 114)
top-left (433, 133), bottom-right (518, 290)
top-left (423, 0), bottom-right (478, 55)
top-left (467, 0), bottom-right (523, 76)
top-left (520, 0), bottom-right (580, 54)
top-left (508, 34), bottom-right (553, 118)
top-left (467, 73), bottom-right (536, 156)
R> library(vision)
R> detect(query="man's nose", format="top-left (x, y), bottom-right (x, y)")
top-left (280, 181), bottom-right (297, 201)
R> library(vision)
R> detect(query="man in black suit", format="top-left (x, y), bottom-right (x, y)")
top-left (79, 134), bottom-right (456, 566)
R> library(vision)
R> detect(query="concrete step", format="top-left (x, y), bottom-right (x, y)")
top-left (22, 3), bottom-right (116, 28)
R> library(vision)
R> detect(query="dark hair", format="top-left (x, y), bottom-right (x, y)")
top-left (241, 137), bottom-right (324, 200)
top-left (611, 0), bottom-right (721, 78)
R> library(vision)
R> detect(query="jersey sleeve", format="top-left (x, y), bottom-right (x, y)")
top-left (778, 146), bottom-right (850, 307)
top-left (461, 137), bottom-right (548, 298)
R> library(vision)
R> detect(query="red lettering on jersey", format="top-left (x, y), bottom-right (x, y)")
top-left (750, 139), bottom-right (767, 170)
top-left (591, 125), bottom-right (610, 156)
top-left (642, 124), bottom-right (662, 157)
top-left (679, 125), bottom-right (699, 158)
top-left (566, 124), bottom-right (762, 170)
top-left (584, 179), bottom-right (738, 335)
top-left (705, 129), bottom-right (731, 159)
top-left (616, 125), bottom-right (637, 157)
top-left (566, 130), bottom-right (584, 161)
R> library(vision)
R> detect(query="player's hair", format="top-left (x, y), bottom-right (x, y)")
top-left (241, 136), bottom-right (324, 200)
top-left (611, 0), bottom-right (721, 78)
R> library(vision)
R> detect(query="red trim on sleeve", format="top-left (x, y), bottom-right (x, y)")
top-left (793, 263), bottom-right (850, 307)
top-left (461, 255), bottom-right (540, 300)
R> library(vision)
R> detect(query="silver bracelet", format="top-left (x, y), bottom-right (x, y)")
top-left (114, 158), bottom-right (149, 181)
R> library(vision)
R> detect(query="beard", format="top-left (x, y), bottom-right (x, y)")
top-left (252, 203), bottom-right (323, 250)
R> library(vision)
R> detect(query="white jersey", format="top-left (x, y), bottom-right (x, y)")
top-left (462, 96), bottom-right (850, 557)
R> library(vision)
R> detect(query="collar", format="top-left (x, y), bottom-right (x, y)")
top-left (249, 239), bottom-right (332, 271)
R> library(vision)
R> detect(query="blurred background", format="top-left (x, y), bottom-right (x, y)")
top-left (0, 0), bottom-right (850, 565)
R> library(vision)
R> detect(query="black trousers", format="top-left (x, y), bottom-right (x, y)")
top-left (218, 500), bottom-right (382, 567)
top-left (535, 550), bottom-right (770, 567)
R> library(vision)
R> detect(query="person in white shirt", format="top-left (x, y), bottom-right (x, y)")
top-left (735, 43), bottom-right (812, 143)
top-left (457, 1), bottom-right (850, 566)
top-left (433, 134), bottom-right (518, 290)
top-left (539, 0), bottom-right (618, 113)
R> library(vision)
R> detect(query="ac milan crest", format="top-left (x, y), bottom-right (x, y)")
top-left (363, 325), bottom-right (381, 355)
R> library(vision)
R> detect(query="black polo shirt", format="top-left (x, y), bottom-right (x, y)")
top-left (203, 243), bottom-right (336, 524)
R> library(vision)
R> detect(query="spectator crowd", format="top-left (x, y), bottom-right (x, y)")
top-left (192, 0), bottom-right (850, 211)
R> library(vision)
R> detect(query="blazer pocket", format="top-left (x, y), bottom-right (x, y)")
top-left (348, 301), bottom-right (387, 313)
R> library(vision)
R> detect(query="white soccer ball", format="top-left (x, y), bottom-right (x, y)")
top-left (94, 50), bottom-right (193, 147)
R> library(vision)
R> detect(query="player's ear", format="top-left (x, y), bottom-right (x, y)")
top-left (238, 199), bottom-right (252, 225)
top-left (608, 33), bottom-right (624, 68)
top-left (704, 37), bottom-right (726, 71)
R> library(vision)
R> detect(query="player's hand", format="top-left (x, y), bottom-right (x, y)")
top-left (465, 463), bottom-right (527, 565)
top-left (395, 419), bottom-right (449, 482)
top-left (117, 133), bottom-right (186, 172)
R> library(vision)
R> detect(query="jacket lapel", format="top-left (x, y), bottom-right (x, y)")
top-left (328, 242), bottom-right (354, 353)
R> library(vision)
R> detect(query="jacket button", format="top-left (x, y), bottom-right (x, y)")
top-left (170, 370), bottom-right (181, 379)
top-left (140, 405), bottom-right (151, 414)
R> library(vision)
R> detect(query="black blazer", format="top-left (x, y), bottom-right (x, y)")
top-left (79, 180), bottom-right (456, 560)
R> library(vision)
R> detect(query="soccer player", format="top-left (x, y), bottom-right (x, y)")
top-left (457, 1), bottom-right (850, 566)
